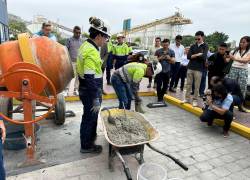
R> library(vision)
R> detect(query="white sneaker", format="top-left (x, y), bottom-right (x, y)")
top-left (62, 90), bottom-right (68, 96)
top-left (192, 100), bottom-right (198, 107)
top-left (181, 99), bottom-right (190, 104)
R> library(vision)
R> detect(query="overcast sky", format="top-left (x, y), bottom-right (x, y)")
top-left (7, 0), bottom-right (250, 42)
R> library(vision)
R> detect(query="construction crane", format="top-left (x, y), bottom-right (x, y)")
top-left (116, 11), bottom-right (192, 49)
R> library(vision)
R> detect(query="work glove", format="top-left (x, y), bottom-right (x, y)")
top-left (135, 100), bottom-right (145, 114)
top-left (91, 98), bottom-right (101, 113)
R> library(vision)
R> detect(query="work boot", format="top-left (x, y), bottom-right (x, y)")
top-left (135, 101), bottom-right (145, 113)
top-left (80, 144), bottom-right (103, 154)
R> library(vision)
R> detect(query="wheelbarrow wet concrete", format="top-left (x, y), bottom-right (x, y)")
top-left (100, 108), bottom-right (188, 180)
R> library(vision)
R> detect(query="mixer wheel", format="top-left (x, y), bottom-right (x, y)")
top-left (54, 93), bottom-right (66, 125)
top-left (0, 97), bottom-right (13, 118)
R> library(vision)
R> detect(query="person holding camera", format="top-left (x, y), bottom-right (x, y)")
top-left (200, 84), bottom-right (234, 137)
top-left (207, 43), bottom-right (230, 89)
top-left (155, 39), bottom-right (175, 102)
top-left (210, 76), bottom-right (247, 112)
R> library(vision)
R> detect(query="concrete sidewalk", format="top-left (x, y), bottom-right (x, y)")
top-left (7, 97), bottom-right (250, 180)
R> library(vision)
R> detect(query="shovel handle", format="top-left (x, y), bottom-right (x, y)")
top-left (147, 143), bottom-right (188, 171)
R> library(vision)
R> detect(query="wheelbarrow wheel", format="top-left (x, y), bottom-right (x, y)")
top-left (0, 96), bottom-right (13, 118)
top-left (54, 93), bottom-right (66, 125)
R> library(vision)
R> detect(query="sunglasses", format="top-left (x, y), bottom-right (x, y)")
top-left (195, 38), bottom-right (201, 41)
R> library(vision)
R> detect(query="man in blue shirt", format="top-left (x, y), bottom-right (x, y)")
top-left (155, 39), bottom-right (175, 102)
top-left (0, 116), bottom-right (6, 180)
top-left (200, 84), bottom-right (233, 137)
top-left (34, 22), bottom-right (57, 41)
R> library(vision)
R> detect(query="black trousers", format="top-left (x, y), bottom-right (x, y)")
top-left (156, 72), bottom-right (170, 101)
top-left (174, 65), bottom-right (187, 90)
top-left (200, 109), bottom-right (233, 132)
top-left (79, 88), bottom-right (102, 149)
top-left (170, 62), bottom-right (181, 89)
top-left (106, 67), bottom-right (111, 83)
top-left (148, 76), bottom-right (153, 84)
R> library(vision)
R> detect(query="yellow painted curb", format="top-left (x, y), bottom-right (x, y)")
top-left (163, 94), bottom-right (250, 139)
top-left (65, 91), bottom-right (155, 102)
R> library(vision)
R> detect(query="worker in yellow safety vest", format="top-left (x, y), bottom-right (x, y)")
top-left (111, 53), bottom-right (162, 113)
top-left (76, 17), bottom-right (110, 154)
top-left (113, 34), bottom-right (132, 69)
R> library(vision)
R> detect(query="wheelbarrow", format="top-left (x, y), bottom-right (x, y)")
top-left (100, 108), bottom-right (188, 180)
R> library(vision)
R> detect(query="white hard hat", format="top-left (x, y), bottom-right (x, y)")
top-left (117, 33), bottom-right (125, 38)
top-left (89, 17), bottom-right (111, 37)
top-left (152, 62), bottom-right (162, 77)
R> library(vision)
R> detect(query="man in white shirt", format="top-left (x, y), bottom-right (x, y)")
top-left (169, 35), bottom-right (184, 92)
top-left (147, 37), bottom-right (162, 88)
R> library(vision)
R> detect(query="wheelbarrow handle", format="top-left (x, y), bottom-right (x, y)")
top-left (101, 106), bottom-right (119, 111)
top-left (124, 167), bottom-right (133, 180)
top-left (147, 143), bottom-right (188, 171)
top-left (114, 148), bottom-right (133, 180)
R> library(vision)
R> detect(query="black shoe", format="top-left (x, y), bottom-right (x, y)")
top-left (207, 122), bottom-right (213, 126)
top-left (180, 88), bottom-right (184, 91)
top-left (107, 82), bottom-right (111, 85)
top-left (80, 145), bottom-right (103, 154)
top-left (169, 88), bottom-right (176, 93)
top-left (238, 105), bottom-right (248, 113)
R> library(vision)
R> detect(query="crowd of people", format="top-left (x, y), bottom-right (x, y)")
top-left (0, 17), bottom-right (250, 179)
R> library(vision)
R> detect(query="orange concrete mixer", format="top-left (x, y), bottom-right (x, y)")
top-left (0, 33), bottom-right (74, 166)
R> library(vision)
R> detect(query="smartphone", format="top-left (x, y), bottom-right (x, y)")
top-left (226, 51), bottom-right (230, 55)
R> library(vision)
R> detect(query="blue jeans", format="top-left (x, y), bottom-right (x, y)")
top-left (111, 74), bottom-right (132, 109)
top-left (79, 88), bottom-right (102, 149)
top-left (170, 62), bottom-right (181, 89)
top-left (0, 139), bottom-right (5, 180)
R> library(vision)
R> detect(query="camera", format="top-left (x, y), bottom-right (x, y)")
top-left (226, 50), bottom-right (230, 55)
top-left (202, 90), bottom-right (212, 110)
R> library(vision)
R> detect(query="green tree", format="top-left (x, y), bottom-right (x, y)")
top-left (133, 37), bottom-right (141, 44)
top-left (82, 32), bottom-right (90, 39)
top-left (206, 31), bottom-right (229, 50)
top-left (182, 35), bottom-right (194, 47)
top-left (9, 19), bottom-right (29, 40)
top-left (111, 34), bottom-right (117, 41)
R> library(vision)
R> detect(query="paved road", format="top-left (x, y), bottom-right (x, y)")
top-left (7, 97), bottom-right (250, 180)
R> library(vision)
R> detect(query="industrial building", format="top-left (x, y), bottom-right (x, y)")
top-left (124, 12), bottom-right (192, 49)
